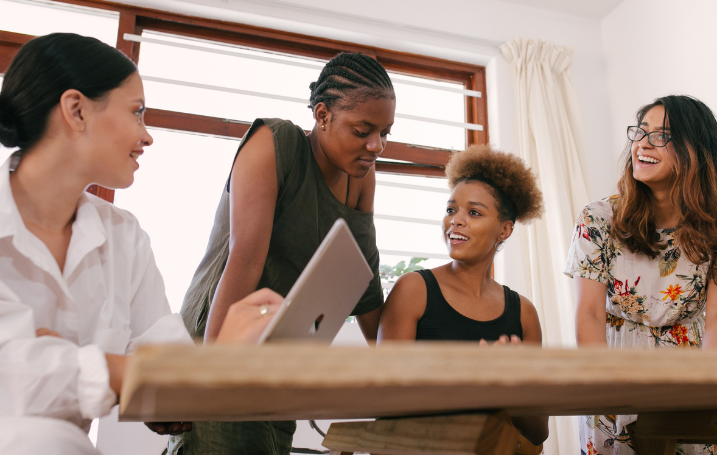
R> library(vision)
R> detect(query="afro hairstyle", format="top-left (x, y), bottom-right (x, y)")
top-left (445, 144), bottom-right (544, 223)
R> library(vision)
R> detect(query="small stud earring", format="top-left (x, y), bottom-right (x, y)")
top-left (321, 124), bottom-right (326, 130)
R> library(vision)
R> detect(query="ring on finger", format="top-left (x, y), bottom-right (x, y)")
top-left (259, 304), bottom-right (270, 316)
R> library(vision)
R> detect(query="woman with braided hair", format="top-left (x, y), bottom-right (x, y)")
top-left (171, 52), bottom-right (395, 455)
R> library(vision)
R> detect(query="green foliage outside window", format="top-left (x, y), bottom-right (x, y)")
top-left (380, 257), bottom-right (428, 283)
top-left (347, 258), bottom-right (429, 323)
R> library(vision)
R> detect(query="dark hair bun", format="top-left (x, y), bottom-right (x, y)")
top-left (0, 96), bottom-right (20, 148)
top-left (0, 33), bottom-right (136, 151)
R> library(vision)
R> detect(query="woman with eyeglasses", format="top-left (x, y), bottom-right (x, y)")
top-left (566, 95), bottom-right (717, 454)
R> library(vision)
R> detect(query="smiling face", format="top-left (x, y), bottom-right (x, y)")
top-left (442, 180), bottom-right (514, 263)
top-left (631, 105), bottom-right (676, 190)
top-left (315, 95), bottom-right (395, 178)
top-left (81, 72), bottom-right (152, 189)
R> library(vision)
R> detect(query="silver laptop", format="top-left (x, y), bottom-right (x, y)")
top-left (257, 218), bottom-right (374, 344)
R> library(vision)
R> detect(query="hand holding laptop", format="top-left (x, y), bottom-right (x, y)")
top-left (258, 218), bottom-right (373, 344)
top-left (215, 288), bottom-right (284, 344)
top-left (211, 219), bottom-right (372, 346)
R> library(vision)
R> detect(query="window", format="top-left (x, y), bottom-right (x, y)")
top-left (0, 0), bottom-right (488, 313)
top-left (113, 130), bottom-right (238, 311)
top-left (0, 0), bottom-right (118, 44)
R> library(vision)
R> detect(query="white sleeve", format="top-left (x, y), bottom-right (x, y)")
top-left (125, 230), bottom-right (192, 355)
top-left (0, 288), bottom-right (116, 421)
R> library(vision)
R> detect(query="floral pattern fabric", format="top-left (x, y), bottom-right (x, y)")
top-left (565, 197), bottom-right (713, 455)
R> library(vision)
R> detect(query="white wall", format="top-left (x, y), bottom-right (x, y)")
top-left (602, 0), bottom-right (717, 158)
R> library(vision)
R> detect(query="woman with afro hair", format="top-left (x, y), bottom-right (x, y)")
top-left (377, 144), bottom-right (548, 446)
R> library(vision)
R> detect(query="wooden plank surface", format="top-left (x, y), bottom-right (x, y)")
top-left (119, 343), bottom-right (717, 422)
top-left (322, 412), bottom-right (519, 455)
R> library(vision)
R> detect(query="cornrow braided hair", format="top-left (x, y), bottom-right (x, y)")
top-left (308, 52), bottom-right (394, 111)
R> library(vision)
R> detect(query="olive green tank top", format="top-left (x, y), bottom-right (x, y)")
top-left (179, 118), bottom-right (383, 339)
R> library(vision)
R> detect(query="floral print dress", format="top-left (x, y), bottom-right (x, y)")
top-left (565, 197), bottom-right (715, 455)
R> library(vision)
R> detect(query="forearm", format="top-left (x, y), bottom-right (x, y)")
top-left (704, 322), bottom-right (717, 349)
top-left (357, 305), bottom-right (382, 342)
top-left (576, 311), bottom-right (607, 346)
top-left (703, 279), bottom-right (717, 349)
top-left (704, 332), bottom-right (717, 349)
top-left (106, 353), bottom-right (126, 397)
top-left (204, 256), bottom-right (265, 342)
top-left (574, 278), bottom-right (608, 346)
top-left (204, 284), bottom-right (258, 342)
top-left (0, 336), bottom-right (116, 420)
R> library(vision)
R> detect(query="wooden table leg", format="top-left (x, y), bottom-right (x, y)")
top-left (322, 411), bottom-right (521, 455)
top-left (627, 422), bottom-right (676, 455)
top-left (629, 411), bottom-right (717, 454)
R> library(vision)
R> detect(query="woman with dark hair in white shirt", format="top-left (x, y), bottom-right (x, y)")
top-left (0, 33), bottom-right (284, 454)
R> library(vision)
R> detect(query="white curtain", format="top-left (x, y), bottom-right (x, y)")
top-left (500, 38), bottom-right (591, 455)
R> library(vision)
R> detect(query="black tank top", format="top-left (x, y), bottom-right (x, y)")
top-left (415, 269), bottom-right (523, 341)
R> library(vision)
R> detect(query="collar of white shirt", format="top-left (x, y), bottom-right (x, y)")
top-left (0, 154), bottom-right (108, 285)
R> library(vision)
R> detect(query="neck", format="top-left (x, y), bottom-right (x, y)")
top-left (447, 255), bottom-right (496, 297)
top-left (9, 141), bottom-right (89, 232)
top-left (308, 126), bottom-right (344, 187)
top-left (649, 185), bottom-right (680, 229)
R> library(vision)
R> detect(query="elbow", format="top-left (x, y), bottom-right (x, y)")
top-left (528, 422), bottom-right (549, 446)
top-left (511, 416), bottom-right (549, 447)
top-left (520, 424), bottom-right (549, 448)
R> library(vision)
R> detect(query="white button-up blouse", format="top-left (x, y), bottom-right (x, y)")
top-left (0, 155), bottom-right (192, 430)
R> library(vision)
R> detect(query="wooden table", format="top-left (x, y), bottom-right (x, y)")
top-left (119, 343), bottom-right (717, 453)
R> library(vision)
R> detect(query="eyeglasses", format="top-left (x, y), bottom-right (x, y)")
top-left (626, 126), bottom-right (672, 147)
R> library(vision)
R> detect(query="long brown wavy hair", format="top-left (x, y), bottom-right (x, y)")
top-left (612, 95), bottom-right (717, 281)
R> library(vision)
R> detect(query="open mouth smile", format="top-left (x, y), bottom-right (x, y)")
top-left (447, 231), bottom-right (470, 244)
top-left (637, 152), bottom-right (660, 164)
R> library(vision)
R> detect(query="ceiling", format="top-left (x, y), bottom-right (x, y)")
top-left (495, 0), bottom-right (625, 20)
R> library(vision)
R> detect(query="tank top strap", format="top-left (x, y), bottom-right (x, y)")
top-left (502, 285), bottom-right (523, 338)
top-left (415, 269), bottom-right (443, 307)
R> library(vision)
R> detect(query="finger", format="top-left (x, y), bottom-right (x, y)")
top-left (510, 335), bottom-right (521, 345)
top-left (168, 422), bottom-right (193, 435)
top-left (479, 339), bottom-right (488, 347)
top-left (496, 335), bottom-right (509, 345)
top-left (217, 290), bottom-right (285, 344)
top-left (245, 288), bottom-right (284, 309)
top-left (145, 423), bottom-right (166, 434)
top-left (35, 328), bottom-right (61, 338)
